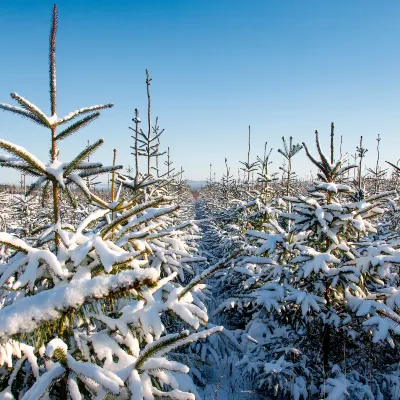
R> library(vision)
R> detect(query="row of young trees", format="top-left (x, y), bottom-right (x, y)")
top-left (197, 125), bottom-right (400, 398)
top-left (214, 122), bottom-right (396, 202)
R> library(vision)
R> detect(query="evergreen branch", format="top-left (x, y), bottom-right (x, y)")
top-left (109, 199), bottom-right (125, 212)
top-left (31, 223), bottom-right (52, 236)
top-left (178, 248), bottom-right (243, 300)
top-left (351, 202), bottom-right (382, 218)
top-left (61, 185), bottom-right (78, 209)
top-left (151, 150), bottom-right (167, 157)
top-left (386, 161), bottom-right (400, 173)
top-left (0, 139), bottom-right (46, 174)
top-left (314, 130), bottom-right (331, 174)
top-left (56, 104), bottom-right (113, 125)
top-left (0, 161), bottom-right (42, 177)
top-left (63, 139), bottom-right (104, 178)
top-left (0, 232), bottom-right (30, 253)
top-left (158, 168), bottom-right (176, 178)
top-left (365, 190), bottom-right (396, 203)
top-left (302, 142), bottom-right (324, 172)
top-left (0, 154), bottom-right (25, 163)
top-left (26, 176), bottom-right (48, 197)
top-left (0, 104), bottom-right (47, 126)
top-left (336, 163), bottom-right (357, 177)
top-left (155, 326), bottom-right (223, 359)
top-left (0, 268), bottom-right (159, 341)
top-left (376, 309), bottom-right (400, 330)
top-left (55, 113), bottom-right (100, 141)
top-left (114, 205), bottom-right (179, 241)
top-left (283, 137), bottom-right (289, 155)
top-left (101, 197), bottom-right (167, 237)
top-left (135, 331), bottom-right (189, 370)
top-left (118, 175), bottom-right (164, 192)
top-left (148, 131), bottom-right (164, 143)
top-left (277, 148), bottom-right (288, 160)
top-left (10, 93), bottom-right (50, 126)
top-left (316, 172), bottom-right (328, 182)
top-left (145, 221), bottom-right (193, 239)
top-left (138, 131), bottom-right (148, 141)
top-left (73, 162), bottom-right (103, 170)
top-left (136, 326), bottom-right (223, 371)
top-left (77, 165), bottom-right (122, 178)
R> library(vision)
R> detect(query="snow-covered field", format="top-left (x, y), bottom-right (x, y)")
top-left (1, 4), bottom-right (400, 400)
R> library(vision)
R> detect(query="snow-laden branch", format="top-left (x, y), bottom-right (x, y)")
top-left (0, 268), bottom-right (159, 341)
top-left (178, 247), bottom-right (242, 300)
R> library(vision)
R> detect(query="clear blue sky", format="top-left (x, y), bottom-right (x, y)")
top-left (0, 0), bottom-right (400, 183)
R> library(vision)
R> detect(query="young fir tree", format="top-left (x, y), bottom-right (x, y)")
top-left (278, 136), bottom-right (303, 197)
top-left (278, 128), bottom-right (400, 397)
top-left (0, 6), bottom-right (221, 399)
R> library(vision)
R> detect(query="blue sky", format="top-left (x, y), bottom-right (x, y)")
top-left (0, 0), bottom-right (400, 183)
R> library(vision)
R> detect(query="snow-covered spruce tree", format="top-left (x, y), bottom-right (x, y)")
top-left (0, 6), bottom-right (221, 399)
top-left (131, 70), bottom-right (166, 178)
top-left (232, 128), bottom-right (400, 399)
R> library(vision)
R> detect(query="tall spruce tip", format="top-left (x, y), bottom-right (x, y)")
top-left (145, 69), bottom-right (152, 83)
top-left (314, 130), bottom-right (320, 144)
top-left (49, 4), bottom-right (58, 116)
top-left (330, 122), bottom-right (335, 164)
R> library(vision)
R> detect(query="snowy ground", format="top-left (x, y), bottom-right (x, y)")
top-left (201, 359), bottom-right (271, 399)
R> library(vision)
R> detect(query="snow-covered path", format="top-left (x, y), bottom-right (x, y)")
top-left (194, 199), bottom-right (270, 400)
